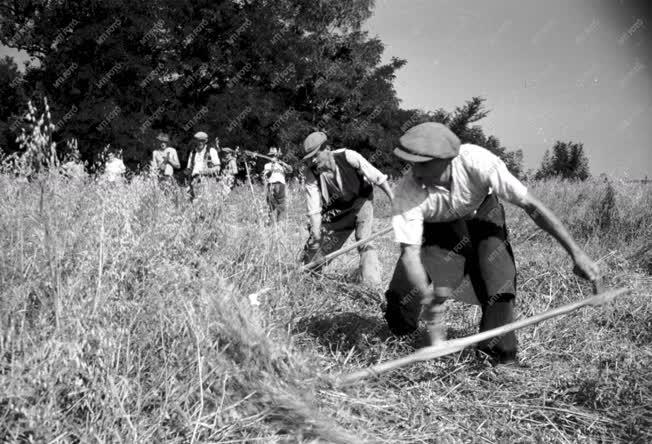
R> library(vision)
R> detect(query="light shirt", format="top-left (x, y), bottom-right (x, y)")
top-left (187, 147), bottom-right (220, 177)
top-left (392, 144), bottom-right (528, 245)
top-left (152, 146), bottom-right (179, 176)
top-left (305, 149), bottom-right (387, 216)
top-left (264, 160), bottom-right (289, 184)
top-left (61, 161), bottom-right (85, 179)
top-left (104, 157), bottom-right (126, 182)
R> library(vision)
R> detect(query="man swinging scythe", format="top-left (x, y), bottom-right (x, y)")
top-left (385, 122), bottom-right (601, 365)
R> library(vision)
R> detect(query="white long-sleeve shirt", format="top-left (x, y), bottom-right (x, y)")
top-left (392, 144), bottom-right (528, 245)
top-left (187, 147), bottom-right (220, 177)
top-left (152, 146), bottom-right (180, 176)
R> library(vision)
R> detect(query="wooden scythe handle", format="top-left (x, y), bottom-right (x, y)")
top-left (339, 287), bottom-right (629, 385)
top-left (300, 226), bottom-right (393, 272)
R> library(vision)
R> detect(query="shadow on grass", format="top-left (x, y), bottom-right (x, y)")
top-left (295, 312), bottom-right (391, 351)
top-left (296, 308), bottom-right (483, 350)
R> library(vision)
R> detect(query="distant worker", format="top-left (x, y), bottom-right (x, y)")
top-left (61, 138), bottom-right (86, 180)
top-left (301, 131), bottom-right (393, 287)
top-left (385, 122), bottom-right (600, 364)
top-left (263, 146), bottom-right (292, 224)
top-left (151, 133), bottom-right (180, 186)
top-left (186, 131), bottom-right (220, 198)
top-left (103, 145), bottom-right (126, 183)
top-left (221, 145), bottom-right (239, 189)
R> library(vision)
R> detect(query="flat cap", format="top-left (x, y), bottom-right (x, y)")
top-left (156, 132), bottom-right (170, 142)
top-left (394, 122), bottom-right (460, 162)
top-left (302, 132), bottom-right (327, 160)
top-left (193, 131), bottom-right (208, 141)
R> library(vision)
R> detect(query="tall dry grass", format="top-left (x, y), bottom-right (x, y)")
top-left (0, 172), bottom-right (650, 442)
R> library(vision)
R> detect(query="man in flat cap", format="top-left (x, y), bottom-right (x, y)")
top-left (386, 122), bottom-right (600, 364)
top-left (187, 131), bottom-right (220, 198)
top-left (151, 133), bottom-right (180, 186)
top-left (301, 131), bottom-right (394, 287)
top-left (220, 145), bottom-right (239, 190)
top-left (264, 147), bottom-right (293, 224)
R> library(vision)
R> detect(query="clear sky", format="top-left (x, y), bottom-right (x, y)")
top-left (365, 0), bottom-right (652, 179)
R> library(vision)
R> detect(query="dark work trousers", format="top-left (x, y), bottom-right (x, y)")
top-left (266, 182), bottom-right (287, 223)
top-left (384, 194), bottom-right (518, 361)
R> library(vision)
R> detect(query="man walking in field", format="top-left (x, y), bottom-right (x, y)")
top-left (151, 133), bottom-right (180, 186)
top-left (221, 145), bottom-right (239, 189)
top-left (103, 145), bottom-right (126, 183)
top-left (186, 131), bottom-right (220, 199)
top-left (61, 138), bottom-right (86, 180)
top-left (264, 146), bottom-right (292, 224)
top-left (301, 131), bottom-right (394, 287)
top-left (385, 122), bottom-right (600, 364)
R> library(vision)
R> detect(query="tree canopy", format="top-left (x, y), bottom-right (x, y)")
top-left (1, 0), bottom-right (524, 176)
top-left (535, 141), bottom-right (590, 181)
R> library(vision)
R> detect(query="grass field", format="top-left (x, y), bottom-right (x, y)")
top-left (0, 173), bottom-right (650, 443)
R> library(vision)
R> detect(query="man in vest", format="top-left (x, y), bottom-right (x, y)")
top-left (151, 132), bottom-right (180, 185)
top-left (386, 122), bottom-right (600, 364)
top-left (301, 131), bottom-right (394, 287)
top-left (264, 147), bottom-right (293, 224)
top-left (186, 131), bottom-right (220, 199)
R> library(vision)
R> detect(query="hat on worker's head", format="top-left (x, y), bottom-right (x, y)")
top-left (156, 132), bottom-right (170, 143)
top-left (268, 146), bottom-right (281, 156)
top-left (302, 131), bottom-right (327, 160)
top-left (193, 131), bottom-right (208, 141)
top-left (394, 122), bottom-right (461, 162)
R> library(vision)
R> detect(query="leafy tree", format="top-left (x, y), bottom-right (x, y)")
top-left (535, 141), bottom-right (590, 181)
top-left (396, 97), bottom-right (524, 177)
top-left (0, 56), bottom-right (27, 151)
top-left (0, 0), bottom-right (405, 171)
top-left (568, 142), bottom-right (590, 180)
top-left (1, 1), bottom-right (524, 178)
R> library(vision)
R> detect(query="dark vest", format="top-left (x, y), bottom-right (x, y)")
top-left (320, 150), bottom-right (373, 213)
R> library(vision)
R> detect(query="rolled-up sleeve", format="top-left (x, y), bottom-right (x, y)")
top-left (391, 179), bottom-right (424, 245)
top-left (304, 166), bottom-right (322, 216)
top-left (344, 150), bottom-right (387, 185)
top-left (392, 206), bottom-right (424, 245)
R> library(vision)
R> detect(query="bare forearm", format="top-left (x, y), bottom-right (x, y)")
top-left (524, 197), bottom-right (581, 259)
top-left (309, 213), bottom-right (322, 238)
top-left (518, 192), bottom-right (601, 286)
top-left (400, 247), bottom-right (432, 303)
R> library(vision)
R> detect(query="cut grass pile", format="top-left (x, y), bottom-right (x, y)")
top-left (0, 174), bottom-right (650, 442)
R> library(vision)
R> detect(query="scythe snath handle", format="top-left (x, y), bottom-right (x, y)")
top-left (339, 287), bottom-right (630, 385)
top-left (300, 226), bottom-right (393, 272)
